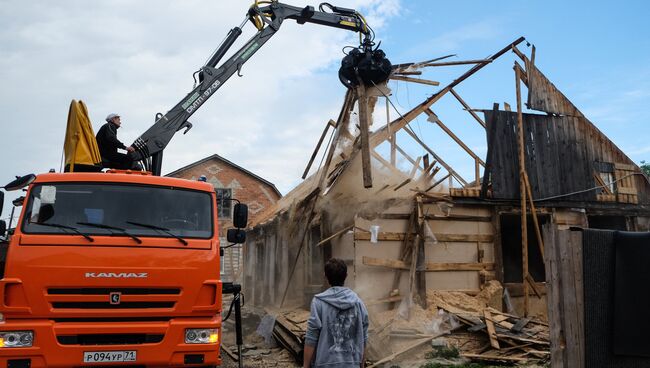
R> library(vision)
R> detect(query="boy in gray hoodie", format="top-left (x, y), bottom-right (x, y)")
top-left (304, 258), bottom-right (369, 368)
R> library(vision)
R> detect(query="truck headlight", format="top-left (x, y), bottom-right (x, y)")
top-left (185, 328), bottom-right (218, 344)
top-left (0, 331), bottom-right (33, 348)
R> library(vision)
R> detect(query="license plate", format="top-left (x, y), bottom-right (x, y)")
top-left (83, 350), bottom-right (136, 363)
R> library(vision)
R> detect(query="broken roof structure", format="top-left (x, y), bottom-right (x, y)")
top-left (242, 37), bottom-right (650, 365)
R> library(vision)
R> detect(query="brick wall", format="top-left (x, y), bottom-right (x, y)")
top-left (167, 156), bottom-right (281, 281)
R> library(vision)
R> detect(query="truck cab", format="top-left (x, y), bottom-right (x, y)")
top-left (0, 170), bottom-right (228, 367)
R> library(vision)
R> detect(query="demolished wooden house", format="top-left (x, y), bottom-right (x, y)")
top-left (242, 36), bottom-right (650, 363)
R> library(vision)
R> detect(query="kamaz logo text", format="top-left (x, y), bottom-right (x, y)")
top-left (85, 272), bottom-right (148, 278)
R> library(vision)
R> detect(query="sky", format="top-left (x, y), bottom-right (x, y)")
top-left (1, 0), bottom-right (649, 220)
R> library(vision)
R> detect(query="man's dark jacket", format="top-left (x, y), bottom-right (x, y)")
top-left (96, 122), bottom-right (127, 162)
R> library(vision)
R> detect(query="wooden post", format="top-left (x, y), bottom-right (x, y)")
top-left (318, 90), bottom-right (354, 190)
top-left (524, 172), bottom-right (545, 259)
top-left (515, 66), bottom-right (529, 317)
top-left (302, 120), bottom-right (334, 179)
top-left (415, 195), bottom-right (427, 308)
top-left (387, 97), bottom-right (397, 166)
top-left (356, 82), bottom-right (373, 188)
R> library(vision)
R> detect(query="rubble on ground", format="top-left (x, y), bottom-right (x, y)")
top-left (245, 282), bottom-right (549, 367)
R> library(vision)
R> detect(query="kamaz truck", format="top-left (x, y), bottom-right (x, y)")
top-left (0, 171), bottom-right (247, 367)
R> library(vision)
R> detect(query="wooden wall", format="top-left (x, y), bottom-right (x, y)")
top-left (484, 110), bottom-right (650, 204)
top-left (344, 202), bottom-right (495, 308)
top-left (543, 226), bottom-right (585, 368)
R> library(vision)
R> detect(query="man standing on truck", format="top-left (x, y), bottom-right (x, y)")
top-left (96, 113), bottom-right (138, 170)
top-left (304, 258), bottom-right (369, 368)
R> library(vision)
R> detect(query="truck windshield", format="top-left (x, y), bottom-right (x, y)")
top-left (22, 183), bottom-right (213, 239)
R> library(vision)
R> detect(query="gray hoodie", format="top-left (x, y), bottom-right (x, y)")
top-left (304, 287), bottom-right (369, 367)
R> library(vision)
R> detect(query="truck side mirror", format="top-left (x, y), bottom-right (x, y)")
top-left (3, 174), bottom-right (36, 191)
top-left (233, 203), bottom-right (248, 229)
top-left (0, 220), bottom-right (6, 237)
top-left (227, 228), bottom-right (246, 244)
top-left (0, 191), bottom-right (3, 217)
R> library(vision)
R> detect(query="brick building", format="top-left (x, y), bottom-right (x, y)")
top-left (166, 154), bottom-right (281, 281)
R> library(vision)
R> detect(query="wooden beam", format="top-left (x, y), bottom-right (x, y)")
top-left (390, 75), bottom-right (440, 86)
top-left (425, 109), bottom-right (485, 166)
top-left (368, 37), bottom-right (526, 148)
top-left (409, 156), bottom-right (422, 179)
top-left (394, 142), bottom-right (419, 167)
top-left (318, 90), bottom-right (355, 190)
top-left (375, 213), bottom-right (493, 222)
top-left (504, 282), bottom-right (547, 297)
top-left (392, 70), bottom-right (422, 76)
top-left (355, 232), bottom-right (493, 242)
top-left (515, 65), bottom-right (529, 317)
top-left (316, 224), bottom-right (354, 247)
top-left (356, 80), bottom-right (373, 188)
top-left (525, 272), bottom-right (543, 299)
top-left (484, 310), bottom-right (501, 349)
top-left (370, 149), bottom-right (406, 178)
top-left (426, 173), bottom-right (450, 192)
top-left (362, 256), bottom-right (495, 272)
top-left (514, 61), bottom-right (529, 86)
top-left (524, 172), bottom-right (545, 259)
top-left (403, 125), bottom-right (469, 186)
top-left (461, 354), bottom-right (527, 363)
top-left (302, 119), bottom-right (334, 179)
top-left (422, 59), bottom-right (491, 67)
top-left (449, 88), bottom-right (486, 128)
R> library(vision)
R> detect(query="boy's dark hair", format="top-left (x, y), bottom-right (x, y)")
top-left (324, 258), bottom-right (347, 287)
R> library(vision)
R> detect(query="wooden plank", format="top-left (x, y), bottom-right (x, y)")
top-left (422, 59), bottom-right (491, 67)
top-left (409, 156), bottom-right (422, 179)
top-left (374, 213), bottom-right (492, 222)
top-left (515, 66), bottom-right (529, 317)
top-left (484, 310), bottom-right (501, 349)
top-left (302, 119), bottom-right (333, 179)
top-left (614, 163), bottom-right (637, 171)
top-left (389, 75), bottom-right (440, 86)
top-left (316, 224), bottom-right (353, 247)
top-left (318, 90), bottom-right (354, 190)
top-left (617, 187), bottom-right (637, 195)
top-left (426, 173), bottom-right (450, 192)
top-left (370, 149), bottom-right (407, 178)
top-left (369, 37), bottom-right (525, 148)
top-left (356, 81), bottom-right (373, 188)
top-left (402, 126), bottom-right (469, 186)
top-left (362, 256), bottom-right (494, 272)
top-left (367, 337), bottom-right (432, 367)
top-left (355, 232), bottom-right (493, 242)
top-left (415, 196), bottom-right (427, 307)
top-left (504, 282), bottom-right (547, 297)
top-left (425, 109), bottom-right (485, 165)
top-left (461, 353), bottom-right (527, 362)
top-left (524, 172), bottom-right (545, 259)
top-left (449, 88), bottom-right (486, 128)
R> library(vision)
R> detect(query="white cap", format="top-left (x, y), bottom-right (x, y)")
top-left (106, 113), bottom-right (120, 122)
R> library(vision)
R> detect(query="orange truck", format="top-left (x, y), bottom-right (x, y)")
top-left (0, 171), bottom-right (248, 367)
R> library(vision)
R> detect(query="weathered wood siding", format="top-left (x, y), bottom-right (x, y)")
top-left (484, 110), bottom-right (650, 204)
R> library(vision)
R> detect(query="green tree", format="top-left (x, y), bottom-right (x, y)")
top-left (641, 161), bottom-right (650, 176)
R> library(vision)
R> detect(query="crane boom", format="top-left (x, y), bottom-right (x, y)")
top-left (130, 1), bottom-right (390, 175)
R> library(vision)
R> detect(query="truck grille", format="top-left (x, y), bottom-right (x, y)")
top-left (51, 302), bottom-right (175, 309)
top-left (48, 287), bottom-right (181, 295)
top-left (57, 333), bottom-right (164, 345)
top-left (46, 287), bottom-right (180, 311)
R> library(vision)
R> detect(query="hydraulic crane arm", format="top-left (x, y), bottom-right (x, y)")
top-left (130, 1), bottom-right (387, 175)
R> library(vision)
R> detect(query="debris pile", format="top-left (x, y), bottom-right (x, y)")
top-left (252, 283), bottom-right (549, 367)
